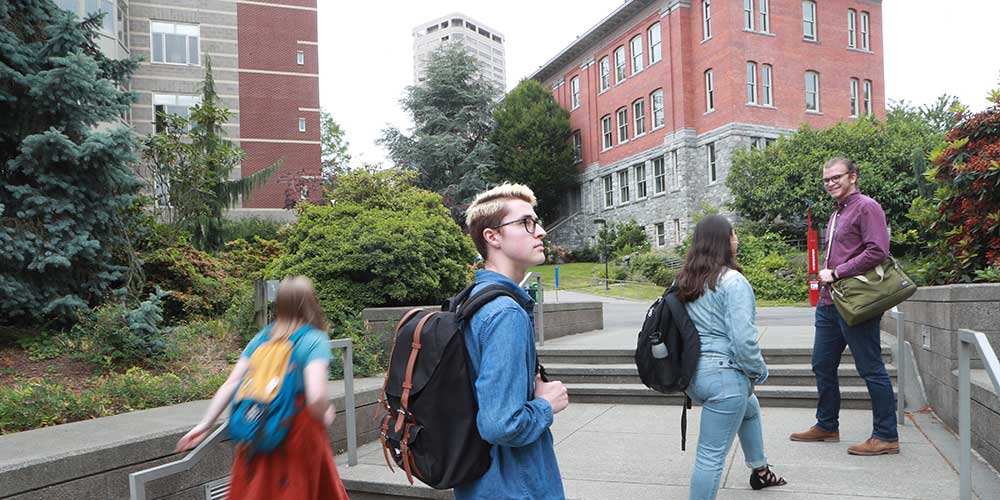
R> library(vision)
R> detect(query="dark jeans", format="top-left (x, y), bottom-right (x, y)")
top-left (813, 305), bottom-right (898, 441)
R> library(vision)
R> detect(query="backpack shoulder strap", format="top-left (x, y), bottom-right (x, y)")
top-left (456, 284), bottom-right (519, 322)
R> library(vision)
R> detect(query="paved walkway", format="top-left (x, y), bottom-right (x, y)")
top-left (337, 290), bottom-right (1000, 499)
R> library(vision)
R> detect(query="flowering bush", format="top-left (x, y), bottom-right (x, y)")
top-left (911, 92), bottom-right (1000, 283)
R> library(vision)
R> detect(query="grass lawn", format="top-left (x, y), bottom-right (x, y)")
top-left (528, 263), bottom-right (810, 307)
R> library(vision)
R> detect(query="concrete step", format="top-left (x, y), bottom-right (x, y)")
top-left (538, 346), bottom-right (893, 366)
top-left (564, 383), bottom-right (895, 409)
top-left (544, 363), bottom-right (896, 386)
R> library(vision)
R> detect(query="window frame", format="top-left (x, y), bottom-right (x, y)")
top-left (747, 61), bottom-right (758, 104)
top-left (863, 79), bottom-right (873, 116)
top-left (630, 35), bottom-right (644, 74)
top-left (848, 9), bottom-right (857, 48)
top-left (572, 130), bottom-right (583, 163)
top-left (762, 64), bottom-right (773, 106)
top-left (674, 219), bottom-right (682, 245)
top-left (150, 20), bottom-right (201, 67)
top-left (617, 107), bottom-right (629, 143)
top-left (803, 1), bottom-right (817, 41)
top-left (635, 163), bottom-right (648, 199)
top-left (653, 156), bottom-right (666, 194)
top-left (152, 93), bottom-right (200, 133)
top-left (570, 76), bottom-right (580, 109)
top-left (705, 69), bottom-right (715, 112)
top-left (850, 78), bottom-right (859, 117)
top-left (599, 57), bottom-right (611, 92)
top-left (633, 98), bottom-right (646, 136)
top-left (648, 23), bottom-right (662, 64)
top-left (618, 169), bottom-right (631, 204)
top-left (860, 11), bottom-right (870, 50)
top-left (601, 115), bottom-right (613, 150)
top-left (298, 117), bottom-right (306, 133)
top-left (651, 89), bottom-right (665, 129)
top-left (296, 50), bottom-right (305, 65)
top-left (703, 0), bottom-right (712, 40)
top-left (805, 70), bottom-right (820, 112)
top-left (614, 46), bottom-right (627, 83)
top-left (744, 0), bottom-right (754, 31)
top-left (707, 142), bottom-right (718, 185)
top-left (758, 0), bottom-right (770, 32)
top-left (671, 150), bottom-right (680, 190)
top-left (655, 222), bottom-right (666, 247)
top-left (603, 174), bottom-right (615, 209)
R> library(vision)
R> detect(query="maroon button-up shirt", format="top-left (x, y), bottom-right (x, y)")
top-left (819, 190), bottom-right (890, 306)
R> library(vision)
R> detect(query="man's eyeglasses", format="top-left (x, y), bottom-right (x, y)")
top-left (493, 217), bottom-right (542, 234)
top-left (822, 171), bottom-right (851, 185)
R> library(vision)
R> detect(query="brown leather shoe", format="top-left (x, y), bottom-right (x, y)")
top-left (789, 425), bottom-right (840, 442)
top-left (847, 437), bottom-right (900, 456)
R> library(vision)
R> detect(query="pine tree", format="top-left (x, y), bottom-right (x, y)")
top-left (1, 2), bottom-right (141, 325)
top-left (378, 45), bottom-right (500, 216)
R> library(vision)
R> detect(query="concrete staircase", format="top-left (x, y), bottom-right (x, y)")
top-left (539, 345), bottom-right (897, 409)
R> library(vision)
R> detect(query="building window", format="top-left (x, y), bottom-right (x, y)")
top-left (674, 219), bottom-right (682, 245)
top-left (703, 0), bottom-right (712, 40)
top-left (648, 23), bottom-right (662, 64)
top-left (572, 130), bottom-right (582, 163)
top-left (759, 0), bottom-right (770, 32)
top-left (864, 79), bottom-right (873, 116)
top-left (601, 115), bottom-right (613, 150)
top-left (655, 222), bottom-right (666, 247)
top-left (671, 150), bottom-right (680, 190)
top-left (705, 69), bottom-right (715, 112)
top-left (762, 64), bottom-right (773, 106)
top-left (614, 46), bottom-right (626, 83)
top-left (651, 89), bottom-right (665, 129)
top-left (707, 142), bottom-right (718, 184)
top-left (617, 107), bottom-right (629, 143)
top-left (850, 78), bottom-right (859, 117)
top-left (618, 170), bottom-right (630, 203)
top-left (296, 50), bottom-right (305, 65)
top-left (848, 9), bottom-right (857, 48)
top-left (151, 21), bottom-right (200, 66)
top-left (117, 3), bottom-right (127, 45)
top-left (152, 94), bottom-right (200, 132)
top-left (805, 71), bottom-right (820, 111)
top-left (803, 1), bottom-right (817, 41)
top-left (298, 117), bottom-right (306, 132)
top-left (861, 12), bottom-right (870, 50)
top-left (630, 35), bottom-right (644, 74)
top-left (603, 175), bottom-right (614, 208)
top-left (653, 157), bottom-right (666, 194)
top-left (635, 163), bottom-right (648, 199)
top-left (633, 99), bottom-right (645, 136)
top-left (570, 76), bottom-right (580, 109)
top-left (744, 0), bottom-right (754, 31)
top-left (747, 61), bottom-right (758, 104)
top-left (599, 56), bottom-right (610, 91)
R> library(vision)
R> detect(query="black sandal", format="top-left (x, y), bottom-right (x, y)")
top-left (750, 464), bottom-right (787, 490)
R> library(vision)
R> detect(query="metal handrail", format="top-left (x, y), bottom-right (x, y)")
top-left (128, 338), bottom-right (357, 500)
top-left (890, 307), bottom-right (906, 426)
top-left (958, 329), bottom-right (1000, 500)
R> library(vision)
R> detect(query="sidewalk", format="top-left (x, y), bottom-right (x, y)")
top-left (338, 403), bottom-right (998, 499)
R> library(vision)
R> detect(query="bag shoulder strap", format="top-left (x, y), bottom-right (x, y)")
top-left (456, 284), bottom-right (520, 321)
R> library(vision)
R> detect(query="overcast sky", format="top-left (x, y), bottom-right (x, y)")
top-left (316, 1), bottom-right (1000, 168)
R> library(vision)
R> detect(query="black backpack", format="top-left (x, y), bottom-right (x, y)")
top-left (378, 283), bottom-right (529, 489)
top-left (635, 283), bottom-right (701, 450)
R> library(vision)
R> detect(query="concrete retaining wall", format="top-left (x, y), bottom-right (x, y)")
top-left (881, 283), bottom-right (1000, 471)
top-left (362, 301), bottom-right (604, 353)
top-left (0, 378), bottom-right (385, 500)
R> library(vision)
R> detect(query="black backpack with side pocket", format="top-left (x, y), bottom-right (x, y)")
top-left (377, 282), bottom-right (544, 489)
top-left (635, 283), bottom-right (701, 450)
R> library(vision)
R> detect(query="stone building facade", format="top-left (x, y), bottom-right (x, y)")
top-left (532, 0), bottom-right (884, 249)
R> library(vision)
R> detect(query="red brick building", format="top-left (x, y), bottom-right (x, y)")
top-left (237, 0), bottom-right (321, 209)
top-left (532, 0), bottom-right (884, 248)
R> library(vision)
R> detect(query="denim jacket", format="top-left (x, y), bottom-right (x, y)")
top-left (453, 270), bottom-right (564, 500)
top-left (684, 269), bottom-right (769, 383)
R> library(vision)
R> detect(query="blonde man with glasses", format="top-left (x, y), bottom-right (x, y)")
top-left (456, 183), bottom-right (568, 499)
top-left (790, 157), bottom-right (900, 456)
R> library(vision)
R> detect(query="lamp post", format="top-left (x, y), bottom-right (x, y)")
top-left (593, 218), bottom-right (609, 290)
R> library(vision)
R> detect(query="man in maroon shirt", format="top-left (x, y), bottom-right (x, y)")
top-left (789, 157), bottom-right (900, 456)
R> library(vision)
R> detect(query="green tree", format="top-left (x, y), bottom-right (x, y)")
top-left (320, 110), bottom-right (351, 179)
top-left (141, 59), bottom-right (278, 250)
top-left (378, 45), bottom-right (500, 216)
top-left (1, 3), bottom-right (141, 325)
top-left (726, 101), bottom-right (949, 250)
top-left (490, 79), bottom-right (578, 222)
top-left (267, 168), bottom-right (476, 314)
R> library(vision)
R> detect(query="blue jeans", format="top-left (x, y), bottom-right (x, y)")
top-left (813, 305), bottom-right (898, 441)
top-left (686, 358), bottom-right (768, 500)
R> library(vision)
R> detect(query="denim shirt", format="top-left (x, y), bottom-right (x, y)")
top-left (684, 269), bottom-right (769, 383)
top-left (453, 270), bottom-right (564, 500)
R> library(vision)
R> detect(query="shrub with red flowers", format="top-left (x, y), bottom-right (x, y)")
top-left (911, 89), bottom-right (1000, 284)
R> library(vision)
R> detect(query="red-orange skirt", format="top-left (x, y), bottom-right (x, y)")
top-left (228, 407), bottom-right (349, 500)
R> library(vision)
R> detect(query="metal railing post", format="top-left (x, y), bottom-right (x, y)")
top-left (892, 307), bottom-right (906, 426)
top-left (958, 334), bottom-right (972, 500)
top-left (343, 340), bottom-right (358, 466)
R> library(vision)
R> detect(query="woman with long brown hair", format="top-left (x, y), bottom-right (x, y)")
top-left (677, 215), bottom-right (786, 500)
top-left (175, 276), bottom-right (349, 500)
